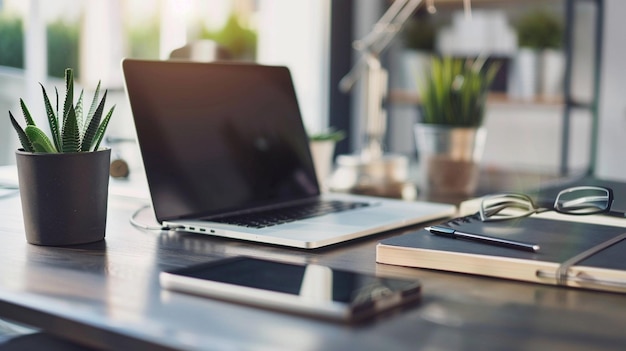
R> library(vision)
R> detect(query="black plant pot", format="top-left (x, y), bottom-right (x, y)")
top-left (15, 148), bottom-right (111, 246)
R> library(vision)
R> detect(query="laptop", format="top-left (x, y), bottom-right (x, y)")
top-left (122, 59), bottom-right (455, 248)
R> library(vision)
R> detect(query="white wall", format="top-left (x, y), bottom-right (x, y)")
top-left (596, 0), bottom-right (626, 180)
top-left (481, 104), bottom-right (591, 173)
top-left (0, 69), bottom-right (23, 165)
top-left (256, 0), bottom-right (331, 135)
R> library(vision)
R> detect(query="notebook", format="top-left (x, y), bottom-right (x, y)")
top-left (376, 212), bottom-right (626, 293)
top-left (121, 59), bottom-right (455, 249)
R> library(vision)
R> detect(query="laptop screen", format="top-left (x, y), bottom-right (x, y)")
top-left (122, 60), bottom-right (320, 222)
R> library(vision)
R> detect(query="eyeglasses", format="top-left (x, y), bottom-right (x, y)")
top-left (479, 186), bottom-right (614, 222)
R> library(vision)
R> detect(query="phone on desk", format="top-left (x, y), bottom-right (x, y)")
top-left (159, 256), bottom-right (421, 322)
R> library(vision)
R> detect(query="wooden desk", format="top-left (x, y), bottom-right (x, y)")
top-left (1, 175), bottom-right (626, 350)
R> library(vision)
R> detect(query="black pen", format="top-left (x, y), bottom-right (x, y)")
top-left (425, 225), bottom-right (540, 253)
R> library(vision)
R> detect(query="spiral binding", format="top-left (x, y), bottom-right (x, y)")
top-left (442, 212), bottom-right (481, 227)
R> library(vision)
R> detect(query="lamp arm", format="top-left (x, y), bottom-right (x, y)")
top-left (339, 0), bottom-right (424, 93)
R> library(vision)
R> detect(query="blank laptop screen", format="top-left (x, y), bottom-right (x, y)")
top-left (122, 60), bottom-right (320, 222)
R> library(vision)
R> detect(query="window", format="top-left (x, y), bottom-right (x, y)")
top-left (0, 0), bottom-right (331, 165)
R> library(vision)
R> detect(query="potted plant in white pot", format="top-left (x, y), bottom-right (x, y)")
top-left (309, 128), bottom-right (345, 192)
top-left (8, 68), bottom-right (115, 246)
top-left (414, 56), bottom-right (499, 199)
top-left (510, 9), bottom-right (564, 101)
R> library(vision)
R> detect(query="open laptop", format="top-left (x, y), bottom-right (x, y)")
top-left (122, 59), bottom-right (455, 248)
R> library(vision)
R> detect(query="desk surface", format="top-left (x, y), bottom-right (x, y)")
top-left (1, 173), bottom-right (626, 351)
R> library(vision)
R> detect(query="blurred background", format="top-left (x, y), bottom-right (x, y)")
top-left (1, 0), bottom-right (624, 182)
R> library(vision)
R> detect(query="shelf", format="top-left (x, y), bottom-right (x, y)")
top-left (388, 90), bottom-right (565, 107)
top-left (410, 0), bottom-right (563, 13)
top-left (426, 0), bottom-right (561, 6)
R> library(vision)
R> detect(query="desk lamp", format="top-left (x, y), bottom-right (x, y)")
top-left (331, 0), bottom-right (472, 199)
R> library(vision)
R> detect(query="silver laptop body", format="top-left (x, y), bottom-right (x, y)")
top-left (122, 59), bottom-right (455, 248)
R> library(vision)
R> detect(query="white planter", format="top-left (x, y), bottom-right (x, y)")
top-left (508, 48), bottom-right (539, 101)
top-left (540, 49), bottom-right (565, 100)
top-left (309, 140), bottom-right (336, 192)
top-left (414, 124), bottom-right (487, 198)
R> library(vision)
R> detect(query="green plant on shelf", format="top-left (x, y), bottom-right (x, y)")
top-left (420, 56), bottom-right (500, 127)
top-left (9, 68), bottom-right (115, 153)
top-left (515, 9), bottom-right (564, 50)
top-left (401, 14), bottom-right (437, 52)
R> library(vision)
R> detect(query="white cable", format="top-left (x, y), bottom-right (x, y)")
top-left (129, 204), bottom-right (174, 231)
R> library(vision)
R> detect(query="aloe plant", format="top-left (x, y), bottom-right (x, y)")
top-left (420, 56), bottom-right (500, 127)
top-left (9, 68), bottom-right (115, 153)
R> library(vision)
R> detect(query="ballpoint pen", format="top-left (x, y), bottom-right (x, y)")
top-left (425, 225), bottom-right (540, 253)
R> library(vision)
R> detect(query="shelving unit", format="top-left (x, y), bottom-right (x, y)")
top-left (560, 0), bottom-right (603, 176)
top-left (389, 91), bottom-right (564, 107)
top-left (387, 0), bottom-right (603, 176)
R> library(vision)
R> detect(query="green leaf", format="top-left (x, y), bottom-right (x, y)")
top-left (81, 90), bottom-right (108, 150)
top-left (19, 99), bottom-right (36, 126)
top-left (90, 105), bottom-right (115, 152)
top-left (84, 80), bottom-right (101, 133)
top-left (40, 83), bottom-right (62, 151)
top-left (9, 111), bottom-right (34, 152)
top-left (55, 87), bottom-right (59, 118)
top-left (61, 105), bottom-right (80, 152)
top-left (75, 89), bottom-right (85, 137)
top-left (62, 68), bottom-right (74, 128)
top-left (25, 125), bottom-right (58, 153)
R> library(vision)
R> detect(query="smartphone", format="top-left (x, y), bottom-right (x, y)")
top-left (159, 256), bottom-right (421, 322)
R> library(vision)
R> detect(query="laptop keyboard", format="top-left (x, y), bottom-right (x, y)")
top-left (211, 200), bottom-right (370, 228)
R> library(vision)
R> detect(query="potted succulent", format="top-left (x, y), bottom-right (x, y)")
top-left (308, 129), bottom-right (345, 191)
top-left (8, 68), bottom-right (115, 246)
top-left (414, 56), bottom-right (499, 198)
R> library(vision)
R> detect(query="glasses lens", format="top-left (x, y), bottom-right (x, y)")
top-left (480, 194), bottom-right (536, 221)
top-left (554, 187), bottom-right (611, 215)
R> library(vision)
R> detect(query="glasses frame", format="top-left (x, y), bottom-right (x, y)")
top-left (553, 186), bottom-right (614, 215)
top-left (479, 186), bottom-right (614, 222)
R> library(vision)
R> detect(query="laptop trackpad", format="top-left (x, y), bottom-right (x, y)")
top-left (301, 208), bottom-right (405, 227)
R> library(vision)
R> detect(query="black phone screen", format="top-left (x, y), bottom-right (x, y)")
top-left (167, 256), bottom-right (421, 306)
